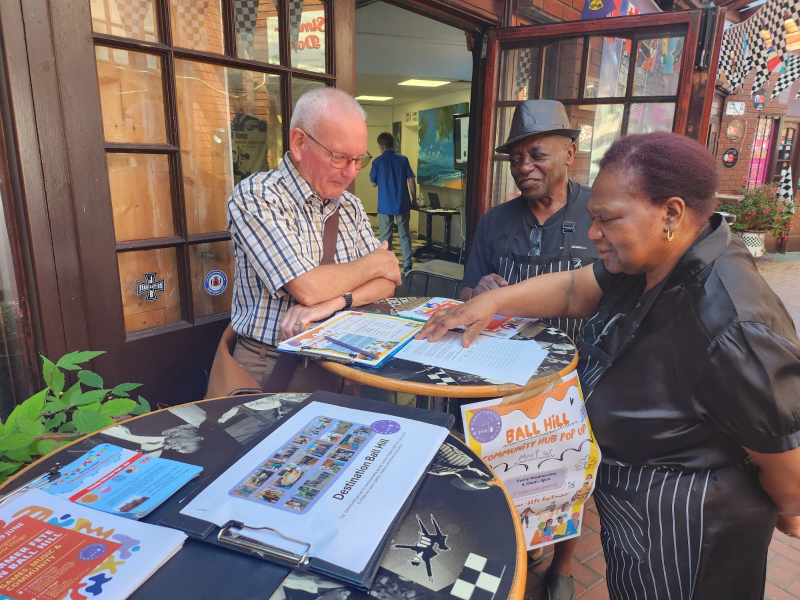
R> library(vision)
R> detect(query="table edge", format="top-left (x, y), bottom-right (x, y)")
top-left (319, 350), bottom-right (579, 398)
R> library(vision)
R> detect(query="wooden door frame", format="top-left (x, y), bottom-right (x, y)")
top-left (473, 9), bottom-right (724, 239)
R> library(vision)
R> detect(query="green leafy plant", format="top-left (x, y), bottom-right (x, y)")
top-left (718, 184), bottom-right (793, 241)
top-left (0, 350), bottom-right (150, 484)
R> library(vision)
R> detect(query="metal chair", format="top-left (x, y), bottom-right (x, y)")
top-left (405, 259), bottom-right (464, 297)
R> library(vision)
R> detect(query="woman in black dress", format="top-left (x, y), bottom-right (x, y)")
top-left (418, 132), bottom-right (800, 599)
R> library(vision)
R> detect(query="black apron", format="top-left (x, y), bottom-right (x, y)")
top-left (497, 186), bottom-right (582, 342)
top-left (576, 274), bottom-right (773, 600)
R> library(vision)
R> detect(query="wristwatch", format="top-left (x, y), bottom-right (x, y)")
top-left (343, 292), bottom-right (353, 309)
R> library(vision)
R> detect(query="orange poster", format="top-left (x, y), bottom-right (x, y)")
top-left (0, 516), bottom-right (120, 600)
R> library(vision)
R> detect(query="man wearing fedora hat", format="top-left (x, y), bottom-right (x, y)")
top-left (459, 100), bottom-right (597, 600)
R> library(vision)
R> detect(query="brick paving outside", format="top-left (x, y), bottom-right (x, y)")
top-left (524, 252), bottom-right (800, 600)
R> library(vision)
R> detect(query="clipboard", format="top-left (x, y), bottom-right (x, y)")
top-left (154, 391), bottom-right (453, 591)
top-left (276, 311), bottom-right (423, 368)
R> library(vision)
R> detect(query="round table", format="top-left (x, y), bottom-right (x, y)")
top-left (0, 393), bottom-right (526, 600)
top-left (320, 297), bottom-right (578, 400)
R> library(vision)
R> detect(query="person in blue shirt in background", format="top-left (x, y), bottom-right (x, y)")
top-left (370, 132), bottom-right (417, 274)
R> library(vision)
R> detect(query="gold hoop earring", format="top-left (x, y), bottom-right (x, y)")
top-left (667, 230), bottom-right (674, 242)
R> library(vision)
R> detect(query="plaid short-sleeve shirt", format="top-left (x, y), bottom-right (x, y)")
top-left (228, 153), bottom-right (380, 345)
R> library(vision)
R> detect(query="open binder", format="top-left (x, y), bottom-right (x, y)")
top-left (156, 391), bottom-right (453, 591)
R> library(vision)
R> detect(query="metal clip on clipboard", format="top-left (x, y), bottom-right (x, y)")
top-left (218, 520), bottom-right (312, 567)
top-left (0, 466), bottom-right (62, 509)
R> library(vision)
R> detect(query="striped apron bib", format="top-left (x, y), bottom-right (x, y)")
top-left (498, 190), bottom-right (583, 342)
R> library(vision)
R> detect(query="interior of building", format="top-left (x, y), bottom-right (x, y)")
top-left (354, 1), bottom-right (473, 269)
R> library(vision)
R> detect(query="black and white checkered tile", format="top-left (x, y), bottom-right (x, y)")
top-left (450, 553), bottom-right (505, 600)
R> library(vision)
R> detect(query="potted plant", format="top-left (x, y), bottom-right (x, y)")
top-left (718, 184), bottom-right (793, 258)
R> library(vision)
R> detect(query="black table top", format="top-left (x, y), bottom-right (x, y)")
top-left (3, 394), bottom-right (523, 600)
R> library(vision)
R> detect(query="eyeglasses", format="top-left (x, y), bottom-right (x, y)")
top-left (303, 131), bottom-right (372, 170)
top-left (528, 224), bottom-right (542, 257)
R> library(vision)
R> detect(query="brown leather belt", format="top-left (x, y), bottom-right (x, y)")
top-left (237, 335), bottom-right (280, 359)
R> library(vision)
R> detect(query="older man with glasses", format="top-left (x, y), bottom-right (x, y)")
top-left (226, 87), bottom-right (401, 393)
top-left (458, 100), bottom-right (598, 600)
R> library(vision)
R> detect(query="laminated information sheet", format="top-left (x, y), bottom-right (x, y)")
top-left (461, 371), bottom-right (600, 549)
top-left (181, 401), bottom-right (449, 574)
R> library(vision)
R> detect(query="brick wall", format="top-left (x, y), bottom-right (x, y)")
top-left (716, 71), bottom-right (789, 195)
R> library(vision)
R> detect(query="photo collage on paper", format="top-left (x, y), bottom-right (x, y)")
top-left (229, 416), bottom-right (375, 514)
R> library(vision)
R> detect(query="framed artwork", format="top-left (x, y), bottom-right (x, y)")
top-left (417, 102), bottom-right (469, 188)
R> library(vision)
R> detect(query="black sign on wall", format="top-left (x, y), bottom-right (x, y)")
top-left (722, 148), bottom-right (739, 168)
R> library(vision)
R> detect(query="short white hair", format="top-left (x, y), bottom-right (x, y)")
top-left (290, 87), bottom-right (367, 134)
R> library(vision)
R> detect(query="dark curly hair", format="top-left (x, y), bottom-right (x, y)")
top-left (598, 132), bottom-right (719, 223)
top-left (377, 132), bottom-right (395, 149)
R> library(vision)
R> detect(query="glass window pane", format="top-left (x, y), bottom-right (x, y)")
top-left (491, 160), bottom-right (520, 208)
top-left (292, 78), bottom-right (326, 111)
top-left (175, 60), bottom-right (283, 235)
top-left (499, 47), bottom-right (540, 101)
top-left (170, 0), bottom-right (224, 54)
top-left (541, 38), bottom-right (584, 100)
top-left (95, 47), bottom-right (167, 144)
top-left (563, 104), bottom-right (623, 185)
top-left (585, 37), bottom-right (631, 99)
top-left (190, 241), bottom-right (234, 317)
top-left (236, 0), bottom-right (280, 65)
top-left (627, 103), bottom-right (676, 135)
top-left (107, 153), bottom-right (174, 242)
top-left (633, 38), bottom-right (683, 97)
top-left (495, 106), bottom-right (516, 152)
top-left (0, 188), bottom-right (31, 408)
top-left (118, 249), bottom-right (181, 333)
top-left (290, 0), bottom-right (327, 73)
top-left (91, 0), bottom-right (158, 42)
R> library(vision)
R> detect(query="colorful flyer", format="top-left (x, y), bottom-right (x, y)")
top-left (277, 311), bottom-right (422, 367)
top-left (0, 489), bottom-right (186, 599)
top-left (397, 297), bottom-right (535, 340)
top-left (40, 443), bottom-right (202, 519)
top-left (461, 371), bottom-right (600, 550)
top-left (229, 416), bottom-right (376, 514)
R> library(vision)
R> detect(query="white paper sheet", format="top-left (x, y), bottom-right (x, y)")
top-left (180, 402), bottom-right (448, 574)
top-left (395, 331), bottom-right (548, 385)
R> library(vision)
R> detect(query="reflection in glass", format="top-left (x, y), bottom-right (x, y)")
top-left (118, 248), bottom-right (181, 333)
top-left (91, 0), bottom-right (158, 42)
top-left (491, 160), bottom-right (521, 208)
top-left (634, 38), bottom-right (684, 97)
top-left (563, 104), bottom-right (624, 185)
top-left (170, 0), bottom-right (224, 54)
top-left (499, 47), bottom-right (540, 101)
top-left (175, 60), bottom-right (282, 235)
top-left (292, 78), bottom-right (326, 111)
top-left (189, 241), bottom-right (234, 318)
top-left (290, 0), bottom-right (327, 73)
top-left (95, 47), bottom-right (167, 144)
top-left (495, 106), bottom-right (516, 151)
top-left (107, 154), bottom-right (174, 242)
top-left (627, 103), bottom-right (676, 135)
top-left (541, 39), bottom-right (584, 100)
top-left (236, 0), bottom-right (280, 65)
top-left (0, 189), bottom-right (29, 410)
top-left (585, 37), bottom-right (630, 98)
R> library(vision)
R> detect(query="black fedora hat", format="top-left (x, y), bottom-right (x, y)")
top-left (496, 100), bottom-right (580, 154)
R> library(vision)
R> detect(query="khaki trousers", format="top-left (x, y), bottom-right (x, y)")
top-left (232, 337), bottom-right (346, 394)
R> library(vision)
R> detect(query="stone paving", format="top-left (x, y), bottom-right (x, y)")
top-left (524, 252), bottom-right (800, 600)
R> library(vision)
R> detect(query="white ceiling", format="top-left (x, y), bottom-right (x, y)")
top-left (354, 2), bottom-right (473, 106)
